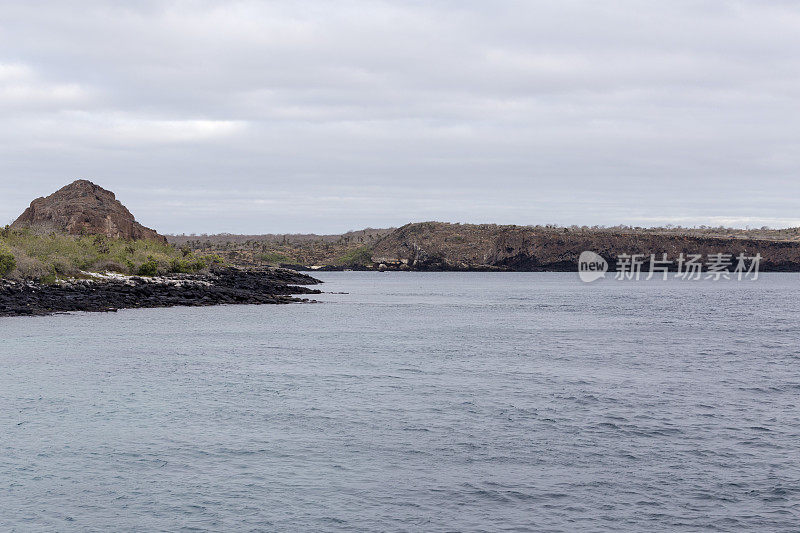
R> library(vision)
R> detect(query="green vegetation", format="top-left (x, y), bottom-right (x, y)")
top-left (334, 245), bottom-right (373, 267)
top-left (0, 227), bottom-right (220, 281)
top-left (0, 241), bottom-right (16, 276)
top-left (256, 251), bottom-right (292, 265)
top-left (168, 228), bottom-right (393, 268)
top-left (136, 257), bottom-right (159, 277)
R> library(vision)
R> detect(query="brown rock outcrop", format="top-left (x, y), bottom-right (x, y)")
top-left (370, 222), bottom-right (800, 271)
top-left (11, 180), bottom-right (167, 243)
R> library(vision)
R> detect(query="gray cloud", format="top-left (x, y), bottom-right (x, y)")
top-left (1, 0), bottom-right (799, 232)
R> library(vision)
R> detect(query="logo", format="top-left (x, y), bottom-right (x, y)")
top-left (578, 251), bottom-right (761, 282)
top-left (578, 251), bottom-right (608, 282)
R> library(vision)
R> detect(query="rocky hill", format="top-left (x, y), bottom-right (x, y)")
top-left (12, 180), bottom-right (166, 243)
top-left (370, 222), bottom-right (800, 271)
top-left (170, 221), bottom-right (800, 271)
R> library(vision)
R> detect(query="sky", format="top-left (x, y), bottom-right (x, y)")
top-left (1, 0), bottom-right (799, 234)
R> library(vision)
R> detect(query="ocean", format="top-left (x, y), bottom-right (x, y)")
top-left (1, 272), bottom-right (799, 531)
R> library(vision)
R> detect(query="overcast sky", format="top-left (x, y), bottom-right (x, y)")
top-left (1, 1), bottom-right (798, 233)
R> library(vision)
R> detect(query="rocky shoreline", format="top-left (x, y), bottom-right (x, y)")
top-left (0, 267), bottom-right (322, 317)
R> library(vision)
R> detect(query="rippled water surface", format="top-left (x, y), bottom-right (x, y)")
top-left (2, 272), bottom-right (799, 531)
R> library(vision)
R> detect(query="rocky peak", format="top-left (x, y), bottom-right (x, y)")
top-left (11, 179), bottom-right (166, 243)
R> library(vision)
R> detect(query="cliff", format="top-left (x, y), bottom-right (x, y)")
top-left (370, 222), bottom-right (800, 271)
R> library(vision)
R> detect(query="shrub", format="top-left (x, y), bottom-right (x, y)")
top-left (169, 257), bottom-right (207, 274)
top-left (7, 252), bottom-right (48, 280)
top-left (0, 243), bottom-right (16, 277)
top-left (40, 271), bottom-right (58, 285)
top-left (91, 260), bottom-right (127, 273)
top-left (256, 252), bottom-right (291, 264)
top-left (136, 257), bottom-right (159, 277)
top-left (205, 254), bottom-right (224, 265)
top-left (49, 254), bottom-right (74, 276)
top-left (334, 246), bottom-right (373, 266)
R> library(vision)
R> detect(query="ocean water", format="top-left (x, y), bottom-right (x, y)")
top-left (1, 272), bottom-right (799, 532)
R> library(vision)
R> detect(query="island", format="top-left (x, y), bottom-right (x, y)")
top-left (0, 180), bottom-right (321, 317)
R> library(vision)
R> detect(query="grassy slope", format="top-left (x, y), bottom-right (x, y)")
top-left (0, 227), bottom-right (221, 281)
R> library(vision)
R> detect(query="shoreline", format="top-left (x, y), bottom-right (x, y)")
top-left (288, 264), bottom-right (800, 272)
top-left (0, 267), bottom-right (322, 318)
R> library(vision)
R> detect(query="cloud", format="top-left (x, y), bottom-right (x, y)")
top-left (0, 1), bottom-right (799, 232)
top-left (0, 62), bottom-right (92, 108)
top-left (76, 115), bottom-right (247, 144)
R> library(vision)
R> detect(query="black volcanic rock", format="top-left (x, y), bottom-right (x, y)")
top-left (0, 267), bottom-right (322, 317)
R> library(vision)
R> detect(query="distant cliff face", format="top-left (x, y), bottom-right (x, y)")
top-left (11, 180), bottom-right (166, 243)
top-left (371, 222), bottom-right (800, 271)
